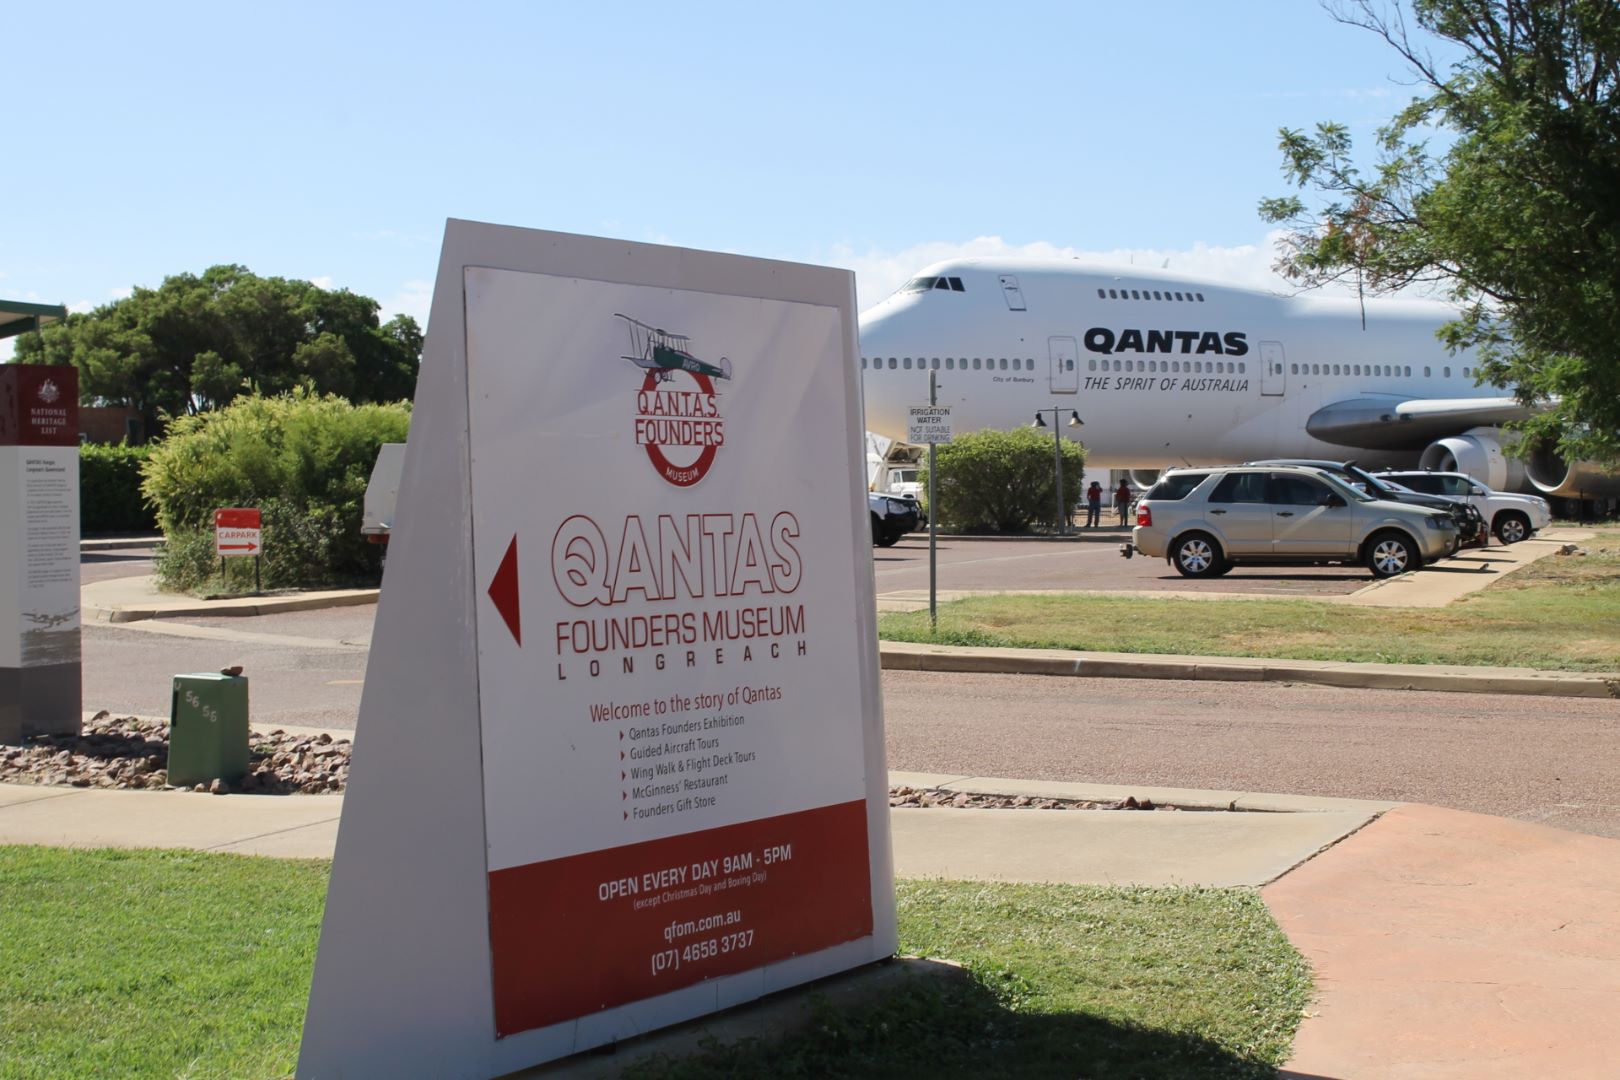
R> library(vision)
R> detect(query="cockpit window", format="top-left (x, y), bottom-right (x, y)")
top-left (902, 276), bottom-right (966, 294)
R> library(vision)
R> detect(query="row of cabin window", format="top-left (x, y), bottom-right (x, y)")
top-left (1290, 363), bottom-right (1477, 378)
top-left (1097, 287), bottom-right (1206, 302)
top-left (1089, 358), bottom-right (1246, 375)
top-left (861, 356), bottom-right (1035, 371)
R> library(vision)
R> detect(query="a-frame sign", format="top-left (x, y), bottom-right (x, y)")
top-left (298, 221), bottom-right (896, 1077)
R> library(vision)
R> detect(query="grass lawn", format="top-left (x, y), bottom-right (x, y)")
top-left (880, 528), bottom-right (1620, 671)
top-left (0, 847), bottom-right (326, 1080)
top-left (0, 848), bottom-right (1310, 1080)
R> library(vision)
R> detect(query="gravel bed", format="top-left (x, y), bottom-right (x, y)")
top-left (2, 718), bottom-right (1173, 809)
top-left (889, 785), bottom-right (1176, 811)
top-left (0, 712), bottom-right (350, 795)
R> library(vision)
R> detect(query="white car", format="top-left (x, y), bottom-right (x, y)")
top-left (1376, 470), bottom-right (1551, 544)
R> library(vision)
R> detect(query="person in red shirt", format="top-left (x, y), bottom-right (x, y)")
top-left (1114, 480), bottom-right (1132, 525)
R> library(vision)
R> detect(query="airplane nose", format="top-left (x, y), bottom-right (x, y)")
top-left (857, 313), bottom-right (909, 440)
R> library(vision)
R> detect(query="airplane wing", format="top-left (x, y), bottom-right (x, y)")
top-left (1305, 395), bottom-right (1536, 451)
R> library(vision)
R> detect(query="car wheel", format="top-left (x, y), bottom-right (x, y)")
top-left (1365, 531), bottom-right (1419, 578)
top-left (1170, 533), bottom-right (1224, 578)
top-left (1493, 511), bottom-right (1530, 545)
top-left (871, 515), bottom-right (899, 547)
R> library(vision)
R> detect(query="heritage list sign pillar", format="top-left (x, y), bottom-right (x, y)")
top-left (299, 221), bottom-right (896, 1078)
top-left (0, 364), bottom-right (81, 743)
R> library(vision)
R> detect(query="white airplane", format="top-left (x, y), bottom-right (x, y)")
top-left (857, 257), bottom-right (1617, 498)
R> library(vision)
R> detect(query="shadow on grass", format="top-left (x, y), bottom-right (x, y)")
top-left (620, 963), bottom-right (1290, 1080)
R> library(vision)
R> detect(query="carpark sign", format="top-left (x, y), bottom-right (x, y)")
top-left (907, 405), bottom-right (952, 444)
top-left (213, 508), bottom-right (262, 556)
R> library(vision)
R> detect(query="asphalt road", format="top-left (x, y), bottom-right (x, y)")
top-left (79, 549), bottom-right (157, 584)
top-left (72, 546), bottom-right (1620, 838)
top-left (882, 670), bottom-right (1620, 839)
top-left (874, 532), bottom-right (1375, 596)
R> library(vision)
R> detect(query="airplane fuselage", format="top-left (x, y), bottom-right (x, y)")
top-left (857, 259), bottom-right (1503, 474)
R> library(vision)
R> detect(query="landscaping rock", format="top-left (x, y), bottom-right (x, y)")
top-left (0, 713), bottom-right (352, 796)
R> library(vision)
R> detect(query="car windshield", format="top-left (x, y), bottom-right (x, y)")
top-left (1342, 463), bottom-right (1394, 494)
top-left (1317, 472), bottom-right (1375, 503)
top-left (1379, 479), bottom-right (1418, 494)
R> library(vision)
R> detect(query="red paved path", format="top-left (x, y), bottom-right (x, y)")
top-left (1266, 803), bottom-right (1620, 1079)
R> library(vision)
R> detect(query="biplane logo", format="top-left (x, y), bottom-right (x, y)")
top-left (616, 314), bottom-right (733, 488)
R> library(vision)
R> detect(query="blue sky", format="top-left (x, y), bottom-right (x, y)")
top-left (3, 1), bottom-right (1451, 348)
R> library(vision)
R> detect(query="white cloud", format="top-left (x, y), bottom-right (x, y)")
top-left (68, 299), bottom-right (94, 313)
top-left (380, 279), bottom-right (433, 326)
top-left (110, 286), bottom-right (132, 300)
top-left (831, 233), bottom-right (1313, 311)
top-left (308, 275), bottom-right (334, 290)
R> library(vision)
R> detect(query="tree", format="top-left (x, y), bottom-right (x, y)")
top-left (1260, 0), bottom-right (1620, 466)
top-left (11, 265), bottom-right (421, 432)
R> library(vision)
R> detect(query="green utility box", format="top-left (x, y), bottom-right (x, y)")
top-left (169, 673), bottom-right (249, 788)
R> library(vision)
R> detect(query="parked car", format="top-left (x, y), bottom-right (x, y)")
top-left (869, 492), bottom-right (921, 547)
top-left (1127, 464), bottom-right (1458, 578)
top-left (1374, 470), bottom-right (1550, 544)
top-left (1247, 459), bottom-right (1486, 548)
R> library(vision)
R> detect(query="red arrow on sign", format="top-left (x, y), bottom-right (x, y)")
top-left (487, 534), bottom-right (521, 646)
top-left (218, 542), bottom-right (258, 552)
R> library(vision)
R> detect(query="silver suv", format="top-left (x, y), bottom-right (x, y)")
top-left (1126, 465), bottom-right (1459, 578)
top-left (1375, 470), bottom-right (1550, 545)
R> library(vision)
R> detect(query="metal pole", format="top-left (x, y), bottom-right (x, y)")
top-left (1052, 410), bottom-right (1065, 536)
top-left (928, 370), bottom-right (938, 629)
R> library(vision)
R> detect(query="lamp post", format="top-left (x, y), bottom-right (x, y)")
top-left (1032, 409), bottom-right (1084, 535)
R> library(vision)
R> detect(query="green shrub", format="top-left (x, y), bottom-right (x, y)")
top-left (919, 427), bottom-right (1087, 533)
top-left (142, 391), bottom-right (410, 592)
top-left (79, 442), bottom-right (157, 534)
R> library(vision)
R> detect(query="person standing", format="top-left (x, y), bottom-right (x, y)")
top-left (1085, 481), bottom-right (1103, 528)
top-left (1114, 479), bottom-right (1132, 526)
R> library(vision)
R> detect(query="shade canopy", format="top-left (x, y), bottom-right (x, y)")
top-left (0, 299), bottom-right (67, 340)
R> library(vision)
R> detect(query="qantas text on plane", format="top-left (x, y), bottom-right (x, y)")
top-left (855, 258), bottom-right (1612, 497)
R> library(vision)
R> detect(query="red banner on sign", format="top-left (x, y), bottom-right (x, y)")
top-left (487, 799), bottom-right (873, 1038)
top-left (215, 508), bottom-right (262, 529)
top-left (0, 365), bottom-right (79, 447)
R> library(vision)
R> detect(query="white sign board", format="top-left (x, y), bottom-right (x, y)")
top-left (906, 405), bottom-right (953, 445)
top-left (1, 364), bottom-right (81, 743)
top-left (299, 222), bottom-right (895, 1078)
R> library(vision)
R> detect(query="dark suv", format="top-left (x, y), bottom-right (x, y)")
top-left (1247, 459), bottom-right (1485, 548)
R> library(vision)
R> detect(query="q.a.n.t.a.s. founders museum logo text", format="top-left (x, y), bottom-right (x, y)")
top-left (616, 313), bottom-right (733, 488)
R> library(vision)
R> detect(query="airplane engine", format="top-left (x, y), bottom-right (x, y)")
top-left (1419, 428), bottom-right (1525, 491)
top-left (1421, 426), bottom-right (1620, 496)
top-left (1525, 444), bottom-right (1620, 497)
top-left (1129, 469), bottom-right (1161, 489)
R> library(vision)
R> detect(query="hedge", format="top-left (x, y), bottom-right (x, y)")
top-left (919, 426), bottom-right (1088, 533)
top-left (141, 391), bottom-right (411, 592)
top-left (80, 442), bottom-right (157, 535)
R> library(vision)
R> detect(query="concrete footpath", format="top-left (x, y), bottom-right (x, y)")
top-left (4, 769), bottom-right (1618, 1078)
top-left (81, 573), bottom-right (379, 623)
